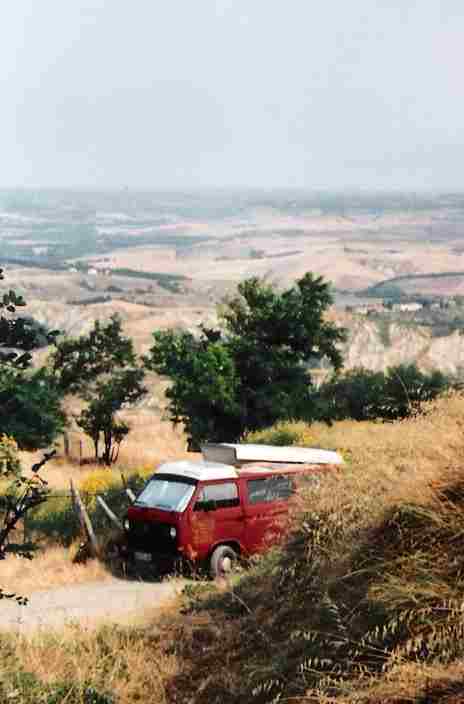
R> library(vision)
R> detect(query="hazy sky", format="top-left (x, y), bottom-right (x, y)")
top-left (2, 1), bottom-right (464, 190)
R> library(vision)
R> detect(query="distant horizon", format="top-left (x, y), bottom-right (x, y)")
top-left (1, 185), bottom-right (464, 196)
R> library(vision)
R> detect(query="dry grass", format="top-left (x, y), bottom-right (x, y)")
top-left (1, 546), bottom-right (111, 593)
top-left (162, 393), bottom-right (464, 703)
top-left (6, 409), bottom-right (192, 598)
top-left (116, 407), bottom-right (190, 467)
top-left (2, 617), bottom-right (180, 704)
top-left (6, 394), bottom-right (464, 703)
top-left (18, 407), bottom-right (191, 492)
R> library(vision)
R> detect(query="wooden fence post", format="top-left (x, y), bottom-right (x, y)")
top-left (70, 479), bottom-right (99, 557)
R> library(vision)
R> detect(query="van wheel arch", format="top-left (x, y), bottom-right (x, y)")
top-left (209, 543), bottom-right (240, 579)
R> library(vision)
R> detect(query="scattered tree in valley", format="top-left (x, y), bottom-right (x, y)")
top-left (145, 273), bottom-right (347, 447)
top-left (52, 315), bottom-right (147, 465)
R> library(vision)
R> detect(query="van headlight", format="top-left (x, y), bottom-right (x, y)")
top-left (169, 527), bottom-right (177, 539)
top-left (124, 519), bottom-right (130, 532)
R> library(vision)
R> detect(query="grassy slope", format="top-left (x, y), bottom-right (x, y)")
top-left (4, 395), bottom-right (464, 702)
top-left (167, 395), bottom-right (464, 703)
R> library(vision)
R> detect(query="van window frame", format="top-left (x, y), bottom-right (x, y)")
top-left (193, 480), bottom-right (240, 511)
top-left (246, 473), bottom-right (296, 506)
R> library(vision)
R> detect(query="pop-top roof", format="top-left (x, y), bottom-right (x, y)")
top-left (157, 460), bottom-right (237, 482)
top-left (201, 443), bottom-right (343, 466)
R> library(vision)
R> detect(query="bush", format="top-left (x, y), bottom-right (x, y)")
top-left (27, 469), bottom-right (151, 546)
top-left (0, 669), bottom-right (114, 704)
top-left (27, 496), bottom-right (79, 546)
top-left (80, 469), bottom-right (121, 509)
top-left (0, 368), bottom-right (65, 450)
top-left (245, 421), bottom-right (303, 446)
top-left (245, 419), bottom-right (344, 457)
top-left (0, 435), bottom-right (21, 478)
top-left (312, 363), bottom-right (453, 424)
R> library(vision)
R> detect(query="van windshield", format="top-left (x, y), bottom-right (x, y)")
top-left (134, 475), bottom-right (197, 513)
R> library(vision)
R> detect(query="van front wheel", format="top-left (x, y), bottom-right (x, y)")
top-left (210, 545), bottom-right (237, 579)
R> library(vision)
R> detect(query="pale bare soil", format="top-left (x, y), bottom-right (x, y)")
top-left (0, 576), bottom-right (183, 633)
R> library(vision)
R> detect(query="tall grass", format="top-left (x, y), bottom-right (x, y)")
top-left (5, 394), bottom-right (464, 702)
top-left (167, 393), bottom-right (464, 702)
top-left (0, 619), bottom-right (179, 703)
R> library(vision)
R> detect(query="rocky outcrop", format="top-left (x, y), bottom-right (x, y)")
top-left (342, 317), bottom-right (464, 374)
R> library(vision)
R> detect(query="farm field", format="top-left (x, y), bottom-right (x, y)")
top-left (4, 189), bottom-right (464, 378)
top-left (3, 189), bottom-right (464, 304)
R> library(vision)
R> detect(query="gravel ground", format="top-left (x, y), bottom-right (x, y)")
top-left (0, 578), bottom-right (183, 633)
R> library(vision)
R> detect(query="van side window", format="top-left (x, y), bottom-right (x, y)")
top-left (194, 482), bottom-right (240, 510)
top-left (247, 475), bottom-right (295, 504)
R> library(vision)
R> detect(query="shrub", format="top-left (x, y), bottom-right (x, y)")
top-left (245, 421), bottom-right (303, 446)
top-left (27, 468), bottom-right (151, 547)
top-left (0, 669), bottom-right (114, 704)
top-left (312, 363), bottom-right (453, 424)
top-left (80, 469), bottom-right (121, 508)
top-left (0, 434), bottom-right (21, 478)
top-left (27, 496), bottom-right (79, 546)
top-left (131, 464), bottom-right (156, 481)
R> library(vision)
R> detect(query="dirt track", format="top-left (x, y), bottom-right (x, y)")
top-left (0, 578), bottom-right (183, 633)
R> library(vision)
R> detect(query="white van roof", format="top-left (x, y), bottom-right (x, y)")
top-left (157, 460), bottom-right (238, 482)
top-left (201, 443), bottom-right (343, 466)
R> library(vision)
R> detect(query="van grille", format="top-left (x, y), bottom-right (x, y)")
top-left (128, 520), bottom-right (177, 556)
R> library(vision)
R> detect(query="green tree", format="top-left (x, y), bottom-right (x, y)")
top-left (0, 270), bottom-right (54, 603)
top-left (147, 331), bottom-right (242, 446)
top-left (52, 315), bottom-right (136, 394)
top-left (0, 367), bottom-right (65, 450)
top-left (76, 368), bottom-right (146, 465)
top-left (313, 367), bottom-right (386, 422)
top-left (313, 363), bottom-right (452, 424)
top-left (0, 269), bottom-right (64, 449)
top-left (145, 273), bottom-right (347, 448)
top-left (0, 270), bottom-right (31, 370)
top-left (381, 363), bottom-right (451, 420)
top-left (52, 315), bottom-right (147, 465)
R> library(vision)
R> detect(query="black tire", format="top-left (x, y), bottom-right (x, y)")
top-left (209, 545), bottom-right (238, 579)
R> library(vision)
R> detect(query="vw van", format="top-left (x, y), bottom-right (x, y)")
top-left (123, 445), bottom-right (342, 577)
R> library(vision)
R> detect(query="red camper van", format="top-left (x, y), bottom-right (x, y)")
top-left (123, 444), bottom-right (342, 577)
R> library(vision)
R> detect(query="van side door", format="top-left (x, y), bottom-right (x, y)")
top-left (188, 480), bottom-right (244, 560)
top-left (243, 474), bottom-right (295, 554)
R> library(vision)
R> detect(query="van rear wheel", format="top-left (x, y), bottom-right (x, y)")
top-left (210, 545), bottom-right (237, 579)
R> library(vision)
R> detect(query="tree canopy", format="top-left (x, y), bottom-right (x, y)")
top-left (52, 315), bottom-right (147, 464)
top-left (313, 363), bottom-right (452, 423)
top-left (145, 273), bottom-right (347, 447)
top-left (0, 367), bottom-right (65, 450)
top-left (0, 269), bottom-right (65, 449)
